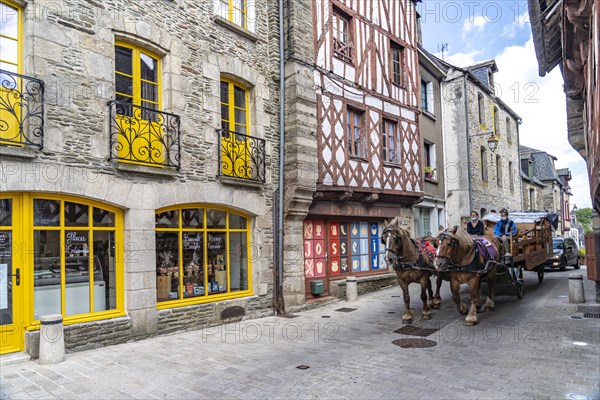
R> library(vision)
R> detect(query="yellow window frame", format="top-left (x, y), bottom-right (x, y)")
top-left (220, 0), bottom-right (248, 29)
top-left (114, 42), bottom-right (164, 167)
top-left (220, 79), bottom-right (252, 178)
top-left (0, 0), bottom-right (24, 146)
top-left (155, 204), bottom-right (253, 310)
top-left (0, 193), bottom-right (125, 332)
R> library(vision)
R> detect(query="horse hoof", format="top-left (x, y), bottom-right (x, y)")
top-left (402, 318), bottom-right (413, 325)
top-left (464, 320), bottom-right (477, 326)
top-left (459, 309), bottom-right (468, 316)
top-left (422, 314), bottom-right (432, 320)
top-left (431, 303), bottom-right (441, 310)
top-left (484, 306), bottom-right (495, 312)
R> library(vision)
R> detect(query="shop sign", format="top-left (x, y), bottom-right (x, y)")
top-left (208, 234), bottom-right (224, 250)
top-left (183, 233), bottom-right (202, 250)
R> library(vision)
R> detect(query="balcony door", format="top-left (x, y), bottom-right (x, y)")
top-left (0, 196), bottom-right (25, 354)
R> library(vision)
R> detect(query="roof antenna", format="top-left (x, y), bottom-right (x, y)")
top-left (438, 43), bottom-right (448, 60)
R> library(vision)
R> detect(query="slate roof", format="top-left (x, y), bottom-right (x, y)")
top-left (519, 145), bottom-right (560, 183)
top-left (520, 170), bottom-right (546, 187)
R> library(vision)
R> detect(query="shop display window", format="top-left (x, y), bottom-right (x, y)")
top-left (32, 198), bottom-right (121, 321)
top-left (155, 206), bottom-right (251, 305)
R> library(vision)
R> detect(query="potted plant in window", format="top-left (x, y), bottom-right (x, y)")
top-left (424, 165), bottom-right (433, 180)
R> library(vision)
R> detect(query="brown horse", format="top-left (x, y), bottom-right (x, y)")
top-left (382, 218), bottom-right (443, 324)
top-left (433, 226), bottom-right (502, 326)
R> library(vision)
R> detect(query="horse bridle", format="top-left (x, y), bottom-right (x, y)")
top-left (436, 232), bottom-right (459, 266)
top-left (382, 227), bottom-right (432, 270)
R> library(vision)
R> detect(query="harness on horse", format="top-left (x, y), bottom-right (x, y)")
top-left (437, 233), bottom-right (495, 275)
top-left (382, 227), bottom-right (435, 272)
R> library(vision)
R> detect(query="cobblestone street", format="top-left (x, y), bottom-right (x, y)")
top-left (1, 268), bottom-right (599, 400)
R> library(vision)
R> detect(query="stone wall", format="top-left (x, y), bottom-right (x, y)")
top-left (466, 81), bottom-right (522, 215)
top-left (281, 0), bottom-right (319, 310)
top-left (25, 317), bottom-right (134, 358)
top-left (2, 0), bottom-right (282, 349)
top-left (522, 181), bottom-right (545, 211)
top-left (329, 273), bottom-right (398, 299)
top-left (441, 71), bottom-right (470, 228)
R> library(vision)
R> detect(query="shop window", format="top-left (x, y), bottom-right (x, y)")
top-left (303, 220), bottom-right (387, 279)
top-left (347, 107), bottom-right (365, 158)
top-left (391, 42), bottom-right (405, 86)
top-left (382, 119), bottom-right (400, 164)
top-left (332, 9), bottom-right (353, 64)
top-left (114, 42), bottom-right (162, 165)
top-left (32, 197), bottom-right (122, 320)
top-left (155, 206), bottom-right (251, 306)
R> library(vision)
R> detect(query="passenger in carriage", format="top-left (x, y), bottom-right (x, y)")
top-left (494, 208), bottom-right (517, 256)
top-left (467, 211), bottom-right (484, 236)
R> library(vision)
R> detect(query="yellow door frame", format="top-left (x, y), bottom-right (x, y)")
top-left (0, 194), bottom-right (24, 354)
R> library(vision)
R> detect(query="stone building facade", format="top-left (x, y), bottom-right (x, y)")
top-left (520, 152), bottom-right (546, 211)
top-left (283, 0), bottom-right (423, 303)
top-left (520, 146), bottom-right (569, 235)
top-left (440, 59), bottom-right (523, 228)
top-left (413, 46), bottom-right (446, 236)
top-left (0, 0), bottom-right (280, 355)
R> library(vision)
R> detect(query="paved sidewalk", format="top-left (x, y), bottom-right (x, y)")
top-left (1, 268), bottom-right (599, 400)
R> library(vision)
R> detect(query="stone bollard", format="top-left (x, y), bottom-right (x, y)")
top-left (346, 276), bottom-right (358, 302)
top-left (39, 314), bottom-right (65, 364)
top-left (568, 274), bottom-right (586, 304)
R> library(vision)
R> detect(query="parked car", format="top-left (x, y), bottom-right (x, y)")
top-left (545, 237), bottom-right (580, 270)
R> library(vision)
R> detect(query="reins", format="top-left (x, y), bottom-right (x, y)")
top-left (383, 227), bottom-right (435, 271)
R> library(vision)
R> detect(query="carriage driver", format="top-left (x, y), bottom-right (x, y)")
top-left (494, 208), bottom-right (517, 256)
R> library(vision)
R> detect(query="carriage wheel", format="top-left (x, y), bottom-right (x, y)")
top-left (537, 266), bottom-right (544, 283)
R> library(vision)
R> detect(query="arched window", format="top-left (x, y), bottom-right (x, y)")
top-left (480, 146), bottom-right (488, 182)
top-left (506, 117), bottom-right (512, 143)
top-left (155, 206), bottom-right (251, 306)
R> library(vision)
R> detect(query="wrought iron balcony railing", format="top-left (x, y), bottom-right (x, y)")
top-left (108, 100), bottom-right (181, 169)
top-left (0, 69), bottom-right (45, 148)
top-left (218, 129), bottom-right (266, 183)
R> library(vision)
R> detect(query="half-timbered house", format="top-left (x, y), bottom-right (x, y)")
top-left (297, 0), bottom-right (423, 300)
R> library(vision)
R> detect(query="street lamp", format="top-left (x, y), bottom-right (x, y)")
top-left (470, 131), bottom-right (499, 153)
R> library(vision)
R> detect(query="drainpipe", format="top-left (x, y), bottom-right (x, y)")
top-left (464, 72), bottom-right (473, 214)
top-left (276, 0), bottom-right (285, 314)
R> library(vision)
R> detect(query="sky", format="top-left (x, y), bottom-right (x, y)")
top-left (418, 0), bottom-right (593, 209)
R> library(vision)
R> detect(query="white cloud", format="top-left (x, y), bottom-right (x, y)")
top-left (462, 16), bottom-right (487, 39)
top-left (502, 12), bottom-right (530, 38)
top-left (434, 50), bottom-right (482, 68)
top-left (494, 37), bottom-right (593, 208)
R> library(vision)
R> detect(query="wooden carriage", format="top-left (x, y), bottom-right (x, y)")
top-left (479, 212), bottom-right (555, 273)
